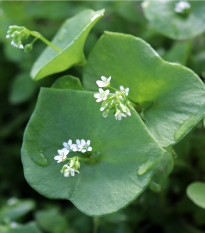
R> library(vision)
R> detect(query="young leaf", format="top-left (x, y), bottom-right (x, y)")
top-left (21, 88), bottom-right (164, 216)
top-left (187, 182), bottom-right (205, 209)
top-left (142, 0), bottom-right (205, 40)
top-left (52, 75), bottom-right (82, 90)
top-left (31, 9), bottom-right (104, 80)
top-left (83, 32), bottom-right (205, 148)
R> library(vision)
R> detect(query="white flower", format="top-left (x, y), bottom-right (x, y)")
top-left (174, 1), bottom-right (191, 13)
top-left (76, 139), bottom-right (92, 153)
top-left (96, 76), bottom-right (111, 87)
top-left (62, 165), bottom-right (79, 177)
top-left (63, 139), bottom-right (78, 152)
top-left (120, 86), bottom-right (129, 96)
top-left (115, 109), bottom-right (127, 120)
top-left (94, 88), bottom-right (110, 102)
top-left (54, 148), bottom-right (69, 163)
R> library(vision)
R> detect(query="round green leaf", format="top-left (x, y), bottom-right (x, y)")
top-left (142, 0), bottom-right (205, 40)
top-left (83, 32), bottom-right (205, 147)
top-left (21, 88), bottom-right (164, 216)
top-left (187, 182), bottom-right (205, 209)
top-left (31, 9), bottom-right (104, 80)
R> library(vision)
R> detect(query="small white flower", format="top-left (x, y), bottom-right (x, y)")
top-left (63, 139), bottom-right (78, 152)
top-left (62, 165), bottom-right (79, 177)
top-left (54, 148), bottom-right (69, 163)
top-left (120, 86), bottom-right (129, 96)
top-left (174, 1), bottom-right (191, 13)
top-left (115, 109), bottom-right (127, 120)
top-left (94, 88), bottom-right (110, 102)
top-left (96, 76), bottom-right (111, 87)
top-left (76, 139), bottom-right (92, 153)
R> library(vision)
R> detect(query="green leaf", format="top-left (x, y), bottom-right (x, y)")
top-left (162, 41), bottom-right (191, 65)
top-left (6, 222), bottom-right (42, 233)
top-left (9, 72), bottom-right (37, 104)
top-left (149, 150), bottom-right (174, 192)
top-left (21, 88), bottom-right (164, 216)
top-left (83, 32), bottom-right (205, 147)
top-left (142, 0), bottom-right (205, 40)
top-left (187, 182), bottom-right (205, 209)
top-left (52, 75), bottom-right (82, 90)
top-left (0, 199), bottom-right (35, 221)
top-left (35, 208), bottom-right (68, 233)
top-left (31, 9), bottom-right (104, 80)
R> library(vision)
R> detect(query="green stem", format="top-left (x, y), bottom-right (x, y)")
top-left (109, 85), bottom-right (141, 110)
top-left (29, 30), bottom-right (62, 53)
top-left (93, 217), bottom-right (100, 233)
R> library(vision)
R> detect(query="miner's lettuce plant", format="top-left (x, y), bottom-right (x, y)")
top-left (6, 8), bottom-right (205, 216)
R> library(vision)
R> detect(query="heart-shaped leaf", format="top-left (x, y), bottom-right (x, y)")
top-left (187, 182), bottom-right (205, 209)
top-left (83, 32), bottom-right (205, 147)
top-left (21, 88), bottom-right (164, 216)
top-left (31, 9), bottom-right (104, 80)
top-left (142, 0), bottom-right (205, 40)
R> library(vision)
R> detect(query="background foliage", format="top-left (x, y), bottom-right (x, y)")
top-left (0, 1), bottom-right (205, 232)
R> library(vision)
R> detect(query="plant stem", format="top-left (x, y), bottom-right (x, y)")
top-left (93, 217), bottom-right (100, 233)
top-left (29, 30), bottom-right (62, 53)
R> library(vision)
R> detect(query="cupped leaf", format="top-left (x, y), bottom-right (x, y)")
top-left (83, 32), bottom-right (205, 147)
top-left (142, 0), bottom-right (205, 40)
top-left (52, 75), bottom-right (82, 90)
top-left (187, 182), bottom-right (205, 209)
top-left (31, 9), bottom-right (104, 81)
top-left (21, 88), bottom-right (164, 216)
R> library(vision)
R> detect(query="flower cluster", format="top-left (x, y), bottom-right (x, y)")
top-left (174, 1), bottom-right (191, 14)
top-left (6, 26), bottom-right (30, 50)
top-left (94, 76), bottom-right (133, 120)
top-left (54, 139), bottom-right (92, 177)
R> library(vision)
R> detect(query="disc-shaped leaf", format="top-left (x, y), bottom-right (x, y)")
top-left (21, 88), bottom-right (164, 216)
top-left (83, 32), bottom-right (205, 147)
top-left (31, 9), bottom-right (104, 80)
top-left (142, 0), bottom-right (205, 40)
top-left (187, 182), bottom-right (205, 209)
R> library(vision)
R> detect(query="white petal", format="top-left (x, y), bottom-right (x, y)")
top-left (63, 142), bottom-right (68, 148)
top-left (87, 140), bottom-right (90, 146)
top-left (96, 81), bottom-right (105, 87)
top-left (120, 86), bottom-right (124, 91)
top-left (101, 76), bottom-right (107, 81)
top-left (94, 93), bottom-right (100, 98)
top-left (76, 139), bottom-right (80, 145)
top-left (68, 139), bottom-right (72, 145)
top-left (81, 139), bottom-right (86, 145)
top-left (88, 146), bottom-right (92, 151)
top-left (108, 76), bottom-right (111, 82)
top-left (96, 98), bottom-right (102, 102)
top-left (54, 155), bottom-right (60, 160)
